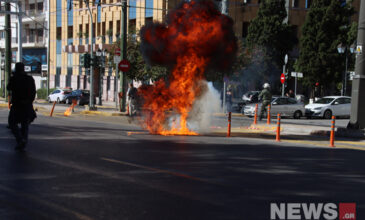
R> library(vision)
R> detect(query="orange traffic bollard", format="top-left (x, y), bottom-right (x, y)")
top-left (50, 101), bottom-right (56, 117)
top-left (227, 112), bottom-right (231, 137)
top-left (253, 104), bottom-right (258, 125)
top-left (276, 114), bottom-right (281, 142)
top-left (267, 105), bottom-right (271, 125)
top-left (71, 99), bottom-right (77, 112)
top-left (7, 96), bottom-right (10, 109)
top-left (330, 116), bottom-right (335, 147)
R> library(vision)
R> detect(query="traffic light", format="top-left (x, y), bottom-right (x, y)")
top-left (91, 57), bottom-right (100, 67)
top-left (84, 53), bottom-right (91, 68)
top-left (80, 54), bottom-right (85, 67)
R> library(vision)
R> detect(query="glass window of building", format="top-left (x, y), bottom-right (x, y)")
top-left (129, 0), bottom-right (136, 20)
top-left (145, 0), bottom-right (153, 18)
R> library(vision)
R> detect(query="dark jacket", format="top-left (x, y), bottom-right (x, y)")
top-left (7, 74), bottom-right (36, 123)
top-left (259, 88), bottom-right (272, 103)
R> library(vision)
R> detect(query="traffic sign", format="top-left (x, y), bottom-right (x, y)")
top-left (115, 48), bottom-right (121, 56)
top-left (291, 72), bottom-right (303, 78)
top-left (118, 59), bottom-right (130, 72)
top-left (280, 73), bottom-right (285, 84)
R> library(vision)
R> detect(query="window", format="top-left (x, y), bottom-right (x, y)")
top-left (336, 98), bottom-right (351, 104)
top-left (67, 0), bottom-right (73, 26)
top-left (145, 0), bottom-right (153, 18)
top-left (37, 29), bottom-right (44, 42)
top-left (275, 98), bottom-right (288, 105)
top-left (292, 0), bottom-right (299, 8)
top-left (68, 26), bottom-right (73, 39)
top-left (129, 0), bottom-right (136, 20)
top-left (56, 0), bottom-right (62, 27)
top-left (305, 0), bottom-right (312, 8)
top-left (116, 20), bottom-right (120, 37)
top-left (288, 98), bottom-right (297, 104)
top-left (55, 68), bottom-right (61, 87)
top-left (37, 2), bottom-right (43, 12)
top-left (79, 0), bottom-right (83, 8)
top-left (242, 22), bottom-right (249, 39)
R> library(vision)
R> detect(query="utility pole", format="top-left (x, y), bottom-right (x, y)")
top-left (47, 0), bottom-right (50, 96)
top-left (5, 2), bottom-right (11, 101)
top-left (221, 0), bottom-right (227, 113)
top-left (17, 1), bottom-right (22, 62)
top-left (348, 0), bottom-right (365, 129)
top-left (85, 0), bottom-right (95, 110)
top-left (119, 1), bottom-right (127, 112)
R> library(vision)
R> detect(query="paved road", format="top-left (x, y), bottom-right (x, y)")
top-left (34, 101), bottom-right (350, 129)
top-left (0, 109), bottom-right (364, 219)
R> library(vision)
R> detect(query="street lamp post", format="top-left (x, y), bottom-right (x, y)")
top-left (84, 0), bottom-right (95, 110)
top-left (96, 49), bottom-right (107, 106)
top-left (337, 43), bottom-right (356, 96)
top-left (282, 54), bottom-right (288, 97)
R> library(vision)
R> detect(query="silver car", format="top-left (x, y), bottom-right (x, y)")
top-left (305, 96), bottom-right (351, 119)
top-left (243, 96), bottom-right (305, 119)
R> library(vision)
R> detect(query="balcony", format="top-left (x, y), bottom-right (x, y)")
top-left (22, 10), bottom-right (46, 23)
top-left (21, 36), bottom-right (46, 48)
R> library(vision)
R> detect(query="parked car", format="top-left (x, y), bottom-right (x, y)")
top-left (243, 96), bottom-right (305, 119)
top-left (242, 91), bottom-right (260, 103)
top-left (305, 96), bottom-right (351, 119)
top-left (47, 88), bottom-right (72, 103)
top-left (65, 90), bottom-right (91, 105)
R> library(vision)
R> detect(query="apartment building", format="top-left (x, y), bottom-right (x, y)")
top-left (0, 0), bottom-right (49, 90)
top-left (49, 0), bottom-right (183, 102)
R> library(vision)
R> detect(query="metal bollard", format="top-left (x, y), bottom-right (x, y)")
top-left (267, 104), bottom-right (271, 125)
top-left (227, 112), bottom-right (231, 137)
top-left (276, 114), bottom-right (281, 142)
top-left (254, 104), bottom-right (258, 125)
top-left (330, 116), bottom-right (335, 147)
top-left (50, 101), bottom-right (56, 117)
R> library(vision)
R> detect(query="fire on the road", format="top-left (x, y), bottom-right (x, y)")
top-left (139, 0), bottom-right (237, 136)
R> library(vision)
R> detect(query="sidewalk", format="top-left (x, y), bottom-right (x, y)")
top-left (0, 99), bottom-right (127, 117)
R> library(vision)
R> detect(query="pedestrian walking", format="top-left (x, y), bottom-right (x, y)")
top-left (258, 83), bottom-right (272, 121)
top-left (127, 83), bottom-right (138, 116)
top-left (7, 62), bottom-right (36, 151)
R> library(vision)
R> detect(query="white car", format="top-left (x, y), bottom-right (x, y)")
top-left (243, 96), bottom-right (305, 119)
top-left (305, 96), bottom-right (351, 119)
top-left (47, 89), bottom-right (72, 103)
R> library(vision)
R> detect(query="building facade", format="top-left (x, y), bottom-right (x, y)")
top-left (49, 0), bottom-right (181, 102)
top-left (0, 0), bottom-right (49, 90)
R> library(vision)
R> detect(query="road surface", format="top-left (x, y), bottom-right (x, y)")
top-left (0, 109), bottom-right (363, 219)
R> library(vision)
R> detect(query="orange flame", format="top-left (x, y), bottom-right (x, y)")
top-left (64, 106), bottom-right (72, 117)
top-left (140, 0), bottom-right (237, 135)
top-left (64, 99), bottom-right (77, 117)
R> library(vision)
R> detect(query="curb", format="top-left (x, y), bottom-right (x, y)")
top-left (80, 110), bottom-right (127, 117)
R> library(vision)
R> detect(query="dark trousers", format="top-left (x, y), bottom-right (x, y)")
top-left (10, 121), bottom-right (29, 144)
top-left (260, 101), bottom-right (270, 119)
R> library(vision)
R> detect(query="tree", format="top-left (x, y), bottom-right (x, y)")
top-left (295, 0), bottom-right (354, 95)
top-left (246, 0), bottom-right (297, 89)
top-left (109, 35), bottom-right (168, 82)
